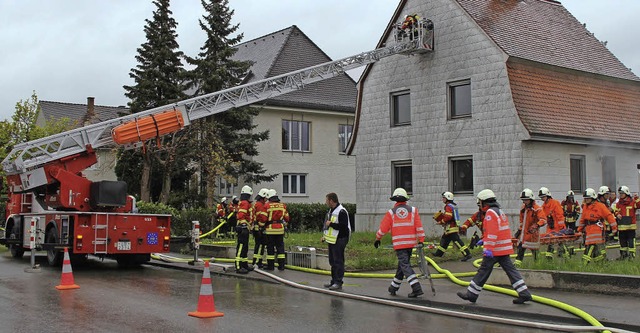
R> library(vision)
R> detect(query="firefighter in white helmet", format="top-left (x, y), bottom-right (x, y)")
top-left (514, 189), bottom-right (547, 267)
top-left (234, 185), bottom-right (254, 274)
top-left (374, 188), bottom-right (425, 298)
top-left (433, 191), bottom-right (472, 261)
top-left (538, 187), bottom-right (566, 259)
top-left (561, 190), bottom-right (581, 231)
top-left (577, 188), bottom-right (617, 264)
top-left (264, 189), bottom-right (290, 271)
top-left (252, 188), bottom-right (269, 268)
top-left (597, 186), bottom-right (616, 241)
top-left (614, 186), bottom-right (639, 259)
top-left (457, 189), bottom-right (532, 304)
top-left (215, 197), bottom-right (230, 235)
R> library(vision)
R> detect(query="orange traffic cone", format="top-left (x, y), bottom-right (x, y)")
top-left (188, 261), bottom-right (224, 318)
top-left (55, 248), bottom-right (80, 290)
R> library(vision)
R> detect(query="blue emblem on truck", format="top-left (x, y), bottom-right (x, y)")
top-left (147, 232), bottom-right (158, 245)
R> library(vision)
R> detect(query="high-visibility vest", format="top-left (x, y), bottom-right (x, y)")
top-left (323, 204), bottom-right (350, 244)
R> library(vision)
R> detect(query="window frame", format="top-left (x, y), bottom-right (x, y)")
top-left (338, 123), bottom-right (353, 154)
top-left (447, 79), bottom-right (472, 119)
top-left (282, 173), bottom-right (307, 196)
top-left (282, 119), bottom-right (311, 152)
top-left (218, 177), bottom-right (236, 196)
top-left (390, 90), bottom-right (411, 127)
top-left (448, 156), bottom-right (474, 194)
top-left (570, 155), bottom-right (586, 193)
top-left (392, 160), bottom-right (413, 195)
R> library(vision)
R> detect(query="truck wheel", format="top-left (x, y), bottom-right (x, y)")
top-left (46, 228), bottom-right (63, 266)
top-left (7, 222), bottom-right (24, 259)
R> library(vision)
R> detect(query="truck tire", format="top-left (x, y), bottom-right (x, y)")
top-left (46, 228), bottom-right (63, 266)
top-left (7, 221), bottom-right (24, 259)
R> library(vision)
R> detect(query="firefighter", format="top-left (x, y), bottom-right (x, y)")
top-left (561, 191), bottom-right (581, 231)
top-left (460, 201), bottom-right (484, 249)
top-left (614, 186), bottom-right (639, 260)
top-left (227, 196), bottom-right (239, 237)
top-left (577, 188), bottom-right (617, 264)
top-left (264, 189), bottom-right (290, 271)
top-left (514, 189), bottom-right (547, 267)
top-left (252, 188), bottom-right (269, 268)
top-left (597, 186), bottom-right (616, 241)
top-left (457, 189), bottom-right (532, 304)
top-left (433, 191), bottom-right (472, 261)
top-left (374, 188), bottom-right (425, 298)
top-left (216, 197), bottom-right (230, 235)
top-left (538, 187), bottom-right (566, 259)
top-left (235, 186), bottom-right (254, 274)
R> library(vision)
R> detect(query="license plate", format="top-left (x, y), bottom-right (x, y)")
top-left (116, 241), bottom-right (131, 251)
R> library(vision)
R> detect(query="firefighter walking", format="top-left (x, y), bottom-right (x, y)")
top-left (460, 201), bottom-right (484, 249)
top-left (577, 188), bottom-right (617, 264)
top-left (561, 191), bottom-right (581, 231)
top-left (514, 189), bottom-right (547, 267)
top-left (614, 186), bottom-right (638, 260)
top-left (264, 189), bottom-right (290, 271)
top-left (538, 187), bottom-right (566, 258)
top-left (432, 192), bottom-right (472, 261)
top-left (252, 188), bottom-right (269, 268)
top-left (374, 188), bottom-right (425, 298)
top-left (457, 189), bottom-right (533, 304)
top-left (235, 186), bottom-right (254, 274)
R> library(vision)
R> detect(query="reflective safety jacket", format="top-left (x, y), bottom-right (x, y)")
top-left (323, 204), bottom-right (350, 244)
top-left (614, 196), bottom-right (639, 231)
top-left (561, 199), bottom-right (581, 223)
top-left (518, 203), bottom-right (547, 249)
top-left (482, 206), bottom-right (513, 256)
top-left (578, 201), bottom-right (617, 245)
top-left (265, 201), bottom-right (290, 235)
top-left (542, 198), bottom-right (565, 232)
top-left (216, 203), bottom-right (228, 218)
top-left (253, 200), bottom-right (268, 230)
top-left (237, 200), bottom-right (254, 227)
top-left (434, 202), bottom-right (459, 235)
top-left (376, 202), bottom-right (425, 250)
top-left (461, 209), bottom-right (484, 234)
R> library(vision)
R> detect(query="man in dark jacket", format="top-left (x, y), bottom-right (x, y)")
top-left (322, 192), bottom-right (351, 290)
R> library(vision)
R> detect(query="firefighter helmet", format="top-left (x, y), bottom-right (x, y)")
top-left (584, 188), bottom-right (597, 200)
top-left (538, 187), bottom-right (551, 198)
top-left (266, 189), bottom-right (277, 199)
top-left (567, 190), bottom-right (575, 197)
top-left (520, 188), bottom-right (535, 200)
top-left (390, 188), bottom-right (409, 201)
top-left (241, 185), bottom-right (253, 195)
top-left (442, 191), bottom-right (454, 201)
top-left (221, 197), bottom-right (227, 203)
top-left (618, 186), bottom-right (631, 196)
top-left (598, 186), bottom-right (610, 195)
top-left (477, 189), bottom-right (496, 202)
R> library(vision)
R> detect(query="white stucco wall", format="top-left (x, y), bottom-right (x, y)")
top-left (354, 0), bottom-right (528, 236)
top-left (251, 106), bottom-right (356, 204)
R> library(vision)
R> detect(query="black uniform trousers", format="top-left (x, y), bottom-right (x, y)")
top-left (328, 237), bottom-right (348, 286)
top-left (464, 254), bottom-right (531, 301)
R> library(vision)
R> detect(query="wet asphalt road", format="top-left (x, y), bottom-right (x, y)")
top-left (0, 252), bottom-right (547, 333)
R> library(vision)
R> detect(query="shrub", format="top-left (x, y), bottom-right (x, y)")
top-left (286, 202), bottom-right (356, 232)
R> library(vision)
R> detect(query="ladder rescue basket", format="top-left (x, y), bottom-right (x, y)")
top-left (112, 110), bottom-right (185, 145)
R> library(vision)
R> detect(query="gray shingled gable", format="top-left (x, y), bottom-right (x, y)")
top-left (39, 100), bottom-right (128, 128)
top-left (232, 26), bottom-right (356, 113)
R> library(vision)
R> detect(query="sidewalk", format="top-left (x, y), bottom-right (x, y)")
top-left (147, 253), bottom-right (640, 332)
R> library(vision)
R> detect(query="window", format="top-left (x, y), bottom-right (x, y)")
top-left (392, 160), bottom-right (413, 194)
top-left (391, 91), bottom-right (411, 126)
top-left (570, 155), bottom-right (586, 193)
top-left (338, 124), bottom-right (353, 153)
top-left (218, 177), bottom-right (236, 196)
top-left (283, 174), bottom-right (307, 195)
top-left (601, 156), bottom-right (616, 193)
top-left (282, 120), bottom-right (310, 152)
top-left (448, 80), bottom-right (471, 118)
top-left (449, 157), bottom-right (473, 193)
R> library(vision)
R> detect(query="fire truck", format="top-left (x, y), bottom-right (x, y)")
top-left (0, 16), bottom-right (433, 267)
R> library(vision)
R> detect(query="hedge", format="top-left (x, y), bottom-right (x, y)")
top-left (136, 201), bottom-right (356, 236)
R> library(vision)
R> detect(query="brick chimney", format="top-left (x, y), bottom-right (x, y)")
top-left (83, 97), bottom-right (96, 126)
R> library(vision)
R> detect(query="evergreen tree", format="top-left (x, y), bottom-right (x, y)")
top-left (120, 0), bottom-right (187, 202)
top-left (186, 0), bottom-right (275, 205)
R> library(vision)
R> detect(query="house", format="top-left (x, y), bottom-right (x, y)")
top-left (229, 25), bottom-right (357, 204)
top-left (349, 0), bottom-right (640, 235)
top-left (37, 97), bottom-right (128, 182)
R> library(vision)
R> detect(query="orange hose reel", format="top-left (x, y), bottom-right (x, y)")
top-left (112, 110), bottom-right (185, 145)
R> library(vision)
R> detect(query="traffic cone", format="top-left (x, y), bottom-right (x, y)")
top-left (188, 261), bottom-right (224, 318)
top-left (55, 248), bottom-right (80, 290)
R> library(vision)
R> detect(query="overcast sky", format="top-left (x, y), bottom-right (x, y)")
top-left (0, 0), bottom-right (638, 121)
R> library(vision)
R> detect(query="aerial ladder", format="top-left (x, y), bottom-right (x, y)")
top-left (0, 16), bottom-right (434, 266)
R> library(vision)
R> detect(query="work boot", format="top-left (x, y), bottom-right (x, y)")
top-left (408, 288), bottom-right (424, 298)
top-left (236, 268), bottom-right (249, 274)
top-left (328, 284), bottom-right (342, 291)
top-left (512, 294), bottom-right (532, 304)
top-left (388, 285), bottom-right (399, 296)
top-left (460, 254), bottom-right (472, 262)
top-left (457, 291), bottom-right (477, 303)
top-left (324, 282), bottom-right (334, 288)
